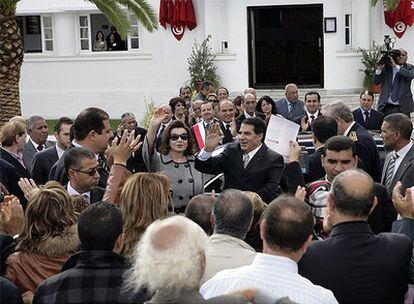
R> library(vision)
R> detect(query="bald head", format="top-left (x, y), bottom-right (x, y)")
top-left (244, 87), bottom-right (256, 97)
top-left (331, 169), bottom-right (375, 218)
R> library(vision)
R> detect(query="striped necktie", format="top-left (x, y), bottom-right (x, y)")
top-left (384, 152), bottom-right (399, 191)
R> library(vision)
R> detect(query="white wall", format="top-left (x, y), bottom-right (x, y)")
top-left (16, 0), bottom-right (414, 120)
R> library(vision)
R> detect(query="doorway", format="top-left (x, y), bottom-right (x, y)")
top-left (248, 5), bottom-right (324, 88)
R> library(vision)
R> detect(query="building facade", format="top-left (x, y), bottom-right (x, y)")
top-left (16, 0), bottom-right (414, 119)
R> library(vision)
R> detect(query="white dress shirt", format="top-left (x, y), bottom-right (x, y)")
top-left (55, 144), bottom-right (65, 159)
top-left (29, 137), bottom-right (44, 151)
top-left (390, 141), bottom-right (413, 180)
top-left (200, 253), bottom-right (338, 304)
top-left (67, 181), bottom-right (90, 201)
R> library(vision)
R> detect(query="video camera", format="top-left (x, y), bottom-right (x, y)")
top-left (379, 35), bottom-right (400, 65)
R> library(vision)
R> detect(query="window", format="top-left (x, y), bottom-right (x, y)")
top-left (79, 15), bottom-right (90, 51)
top-left (17, 15), bottom-right (54, 53)
top-left (345, 14), bottom-right (352, 46)
top-left (129, 14), bottom-right (140, 50)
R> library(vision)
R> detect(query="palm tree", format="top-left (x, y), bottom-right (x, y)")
top-left (370, 0), bottom-right (400, 10)
top-left (0, 0), bottom-right (157, 126)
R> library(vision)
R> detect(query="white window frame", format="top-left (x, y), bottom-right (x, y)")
top-left (345, 14), bottom-right (352, 47)
top-left (78, 14), bottom-right (92, 52)
top-left (128, 13), bottom-right (140, 51)
top-left (41, 15), bottom-right (54, 53)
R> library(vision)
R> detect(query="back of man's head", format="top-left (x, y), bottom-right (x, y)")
top-left (384, 113), bottom-right (413, 141)
top-left (73, 107), bottom-right (109, 141)
top-left (312, 116), bottom-right (338, 144)
top-left (323, 135), bottom-right (356, 157)
top-left (262, 196), bottom-right (314, 253)
top-left (125, 216), bottom-right (208, 293)
top-left (212, 189), bottom-right (253, 239)
top-left (322, 101), bottom-right (354, 123)
top-left (78, 201), bottom-right (123, 251)
top-left (330, 169), bottom-right (375, 218)
top-left (185, 195), bottom-right (215, 235)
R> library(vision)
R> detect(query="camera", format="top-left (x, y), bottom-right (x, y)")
top-left (378, 35), bottom-right (400, 65)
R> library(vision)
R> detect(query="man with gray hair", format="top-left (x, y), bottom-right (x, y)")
top-left (299, 169), bottom-right (412, 303)
top-left (23, 115), bottom-right (54, 172)
top-left (124, 216), bottom-right (249, 303)
top-left (275, 83), bottom-right (305, 121)
top-left (322, 101), bottom-right (381, 182)
top-left (201, 189), bottom-right (256, 283)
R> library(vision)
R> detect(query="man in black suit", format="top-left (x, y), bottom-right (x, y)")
top-left (352, 90), bottom-right (384, 131)
top-left (155, 104), bottom-right (173, 151)
top-left (299, 169), bottom-right (412, 303)
top-left (217, 99), bottom-right (237, 145)
top-left (49, 108), bottom-right (113, 188)
top-left (305, 116), bottom-right (338, 183)
top-left (322, 101), bottom-right (381, 182)
top-left (235, 93), bottom-right (265, 131)
top-left (195, 117), bottom-right (284, 203)
top-left (380, 113), bottom-right (414, 195)
top-left (64, 147), bottom-right (104, 203)
top-left (293, 91), bottom-right (322, 132)
top-left (23, 116), bottom-right (54, 172)
top-left (31, 117), bottom-right (73, 185)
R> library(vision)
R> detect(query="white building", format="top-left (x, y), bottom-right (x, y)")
top-left (16, 0), bottom-right (414, 120)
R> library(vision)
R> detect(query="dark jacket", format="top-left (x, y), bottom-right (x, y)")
top-left (0, 235), bottom-right (16, 275)
top-left (299, 221), bottom-right (412, 304)
top-left (0, 277), bottom-right (22, 304)
top-left (235, 112), bottom-right (266, 131)
top-left (352, 108), bottom-right (384, 131)
top-left (33, 250), bottom-right (148, 304)
top-left (30, 145), bottom-right (59, 185)
top-left (0, 158), bottom-right (24, 203)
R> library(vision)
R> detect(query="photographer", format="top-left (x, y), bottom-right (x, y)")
top-left (373, 48), bottom-right (414, 117)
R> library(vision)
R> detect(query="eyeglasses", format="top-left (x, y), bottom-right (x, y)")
top-left (170, 133), bottom-right (189, 141)
top-left (207, 99), bottom-right (219, 103)
top-left (72, 167), bottom-right (99, 176)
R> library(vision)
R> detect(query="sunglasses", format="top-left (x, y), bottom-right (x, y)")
top-left (170, 133), bottom-right (189, 141)
top-left (72, 167), bottom-right (99, 176)
top-left (207, 99), bottom-right (219, 103)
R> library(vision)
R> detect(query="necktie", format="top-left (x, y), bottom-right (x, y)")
top-left (364, 111), bottom-right (370, 122)
top-left (391, 74), bottom-right (399, 103)
top-left (384, 152), bottom-right (399, 191)
top-left (310, 115), bottom-right (315, 125)
top-left (157, 124), bottom-right (166, 138)
top-left (243, 154), bottom-right (250, 169)
top-left (98, 155), bottom-right (110, 174)
top-left (37, 145), bottom-right (44, 151)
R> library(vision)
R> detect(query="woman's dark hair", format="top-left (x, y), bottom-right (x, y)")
top-left (159, 120), bottom-right (194, 156)
top-left (257, 95), bottom-right (278, 115)
top-left (95, 31), bottom-right (105, 41)
top-left (169, 97), bottom-right (186, 114)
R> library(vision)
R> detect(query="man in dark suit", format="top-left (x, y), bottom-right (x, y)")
top-left (154, 104), bottom-right (173, 151)
top-left (23, 116), bottom-right (54, 172)
top-left (195, 117), bottom-right (284, 203)
top-left (373, 48), bottom-right (414, 117)
top-left (380, 113), bottom-right (414, 195)
top-left (217, 99), bottom-right (237, 145)
top-left (305, 116), bottom-right (338, 183)
top-left (31, 117), bottom-right (73, 185)
top-left (235, 93), bottom-right (265, 131)
top-left (275, 83), bottom-right (305, 121)
top-left (49, 108), bottom-right (113, 188)
top-left (64, 147), bottom-right (104, 203)
top-left (293, 91), bottom-right (322, 132)
top-left (299, 169), bottom-right (412, 304)
top-left (352, 90), bottom-right (384, 131)
top-left (322, 101), bottom-right (382, 182)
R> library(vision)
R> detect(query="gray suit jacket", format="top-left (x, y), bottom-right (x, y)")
top-left (23, 140), bottom-right (54, 173)
top-left (381, 143), bottom-right (414, 195)
top-left (372, 63), bottom-right (414, 116)
top-left (275, 98), bottom-right (305, 121)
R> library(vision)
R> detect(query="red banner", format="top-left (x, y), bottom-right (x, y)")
top-left (384, 0), bottom-right (414, 38)
top-left (159, 0), bottom-right (197, 41)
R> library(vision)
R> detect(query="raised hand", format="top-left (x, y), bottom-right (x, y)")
top-left (204, 123), bottom-right (224, 152)
top-left (230, 119), bottom-right (238, 138)
top-left (392, 182), bottom-right (414, 219)
top-left (18, 178), bottom-right (39, 201)
top-left (288, 140), bottom-right (301, 163)
top-left (300, 116), bottom-right (309, 132)
top-left (111, 130), bottom-right (142, 166)
top-left (151, 107), bottom-right (169, 127)
top-left (0, 196), bottom-right (24, 235)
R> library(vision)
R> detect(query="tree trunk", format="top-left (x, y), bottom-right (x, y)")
top-left (0, 10), bottom-right (23, 127)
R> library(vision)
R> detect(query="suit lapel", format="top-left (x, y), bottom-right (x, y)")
top-left (381, 154), bottom-right (391, 184)
top-left (244, 144), bottom-right (266, 173)
top-left (391, 145), bottom-right (414, 186)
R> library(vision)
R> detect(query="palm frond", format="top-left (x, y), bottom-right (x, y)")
top-left (370, 0), bottom-right (400, 10)
top-left (0, 0), bottom-right (21, 13)
top-left (116, 0), bottom-right (158, 32)
top-left (87, 0), bottom-right (132, 38)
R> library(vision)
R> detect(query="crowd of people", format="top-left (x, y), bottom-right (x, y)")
top-left (0, 70), bottom-right (414, 303)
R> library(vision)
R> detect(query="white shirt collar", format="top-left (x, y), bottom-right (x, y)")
top-left (244, 111), bottom-right (255, 118)
top-left (71, 141), bottom-right (98, 159)
top-left (343, 121), bottom-right (356, 137)
top-left (55, 144), bottom-right (65, 159)
top-left (29, 137), bottom-right (43, 150)
top-left (67, 181), bottom-right (90, 200)
top-left (306, 110), bottom-right (319, 118)
top-left (252, 253), bottom-right (298, 274)
top-left (245, 143), bottom-right (262, 160)
top-left (360, 107), bottom-right (371, 114)
top-left (395, 141), bottom-right (413, 158)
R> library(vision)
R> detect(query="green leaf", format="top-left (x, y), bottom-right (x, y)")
top-left (370, 0), bottom-right (400, 10)
top-left (116, 0), bottom-right (158, 32)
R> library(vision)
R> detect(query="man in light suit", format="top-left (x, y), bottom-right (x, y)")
top-left (276, 83), bottom-right (305, 121)
top-left (31, 117), bottom-right (73, 185)
top-left (373, 48), bottom-right (414, 117)
top-left (195, 117), bottom-right (284, 203)
top-left (299, 169), bottom-right (412, 303)
top-left (381, 113), bottom-right (414, 195)
top-left (352, 90), bottom-right (384, 131)
top-left (23, 116), bottom-right (54, 172)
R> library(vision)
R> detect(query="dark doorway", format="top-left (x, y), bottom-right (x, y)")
top-left (248, 5), bottom-right (324, 89)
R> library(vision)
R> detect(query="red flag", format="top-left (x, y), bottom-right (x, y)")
top-left (159, 0), bottom-right (168, 29)
top-left (384, 0), bottom-right (414, 38)
top-left (171, 0), bottom-right (185, 41)
top-left (186, 0), bottom-right (197, 30)
top-left (167, 0), bottom-right (174, 26)
top-left (179, 0), bottom-right (187, 24)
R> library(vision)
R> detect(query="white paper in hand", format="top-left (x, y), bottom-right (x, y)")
top-left (264, 114), bottom-right (300, 162)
